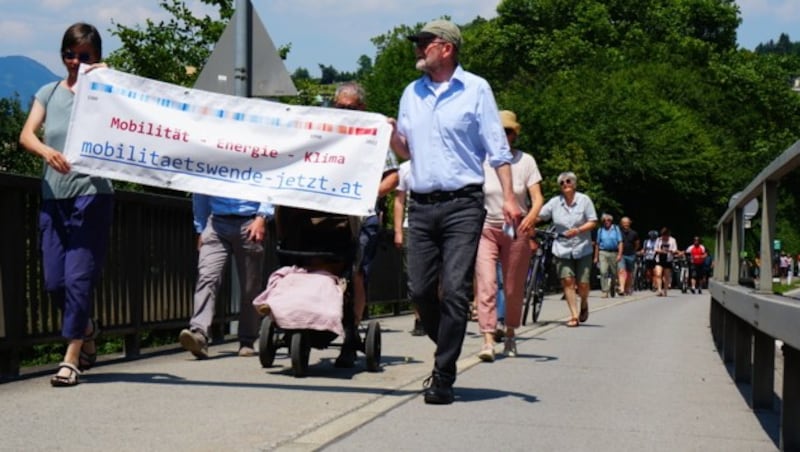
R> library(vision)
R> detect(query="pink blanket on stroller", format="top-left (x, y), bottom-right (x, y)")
top-left (252, 266), bottom-right (344, 337)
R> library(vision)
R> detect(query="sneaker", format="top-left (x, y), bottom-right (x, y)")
top-left (601, 292), bottom-right (609, 299)
top-left (238, 346), bottom-right (256, 357)
top-left (423, 373), bottom-right (454, 405)
top-left (179, 329), bottom-right (208, 359)
top-left (478, 344), bottom-right (495, 362)
top-left (410, 319), bottom-right (425, 336)
top-left (503, 338), bottom-right (517, 357)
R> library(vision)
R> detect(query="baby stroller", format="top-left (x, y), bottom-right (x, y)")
top-left (254, 206), bottom-right (382, 377)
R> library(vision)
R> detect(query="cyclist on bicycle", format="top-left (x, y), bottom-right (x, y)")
top-left (685, 236), bottom-right (708, 294)
top-left (593, 213), bottom-right (623, 298)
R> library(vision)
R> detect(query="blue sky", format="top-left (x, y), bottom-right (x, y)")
top-left (1, 0), bottom-right (799, 78)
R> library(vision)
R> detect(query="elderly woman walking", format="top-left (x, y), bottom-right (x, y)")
top-left (535, 172), bottom-right (598, 327)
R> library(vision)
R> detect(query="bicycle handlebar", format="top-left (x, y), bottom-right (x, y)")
top-left (531, 228), bottom-right (564, 240)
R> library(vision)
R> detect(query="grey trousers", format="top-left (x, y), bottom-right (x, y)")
top-left (598, 250), bottom-right (618, 293)
top-left (189, 215), bottom-right (264, 345)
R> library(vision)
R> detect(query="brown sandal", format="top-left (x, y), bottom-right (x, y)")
top-left (50, 362), bottom-right (81, 387)
top-left (566, 317), bottom-right (579, 327)
top-left (579, 305), bottom-right (589, 323)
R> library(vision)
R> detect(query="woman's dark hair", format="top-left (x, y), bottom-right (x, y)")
top-left (660, 227), bottom-right (670, 236)
top-left (61, 23), bottom-right (102, 59)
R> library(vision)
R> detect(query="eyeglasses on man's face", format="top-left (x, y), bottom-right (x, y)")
top-left (559, 179), bottom-right (573, 186)
top-left (415, 39), bottom-right (447, 50)
top-left (62, 49), bottom-right (92, 63)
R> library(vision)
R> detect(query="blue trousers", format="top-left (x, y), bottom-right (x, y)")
top-left (496, 262), bottom-right (506, 322)
top-left (407, 191), bottom-right (485, 385)
top-left (40, 194), bottom-right (113, 339)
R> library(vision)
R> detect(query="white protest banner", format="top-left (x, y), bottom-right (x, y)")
top-left (63, 66), bottom-right (391, 216)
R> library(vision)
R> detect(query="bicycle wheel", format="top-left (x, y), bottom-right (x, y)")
top-left (531, 271), bottom-right (545, 324)
top-left (522, 258), bottom-right (540, 326)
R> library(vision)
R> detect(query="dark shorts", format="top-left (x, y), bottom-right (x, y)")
top-left (690, 263), bottom-right (706, 279)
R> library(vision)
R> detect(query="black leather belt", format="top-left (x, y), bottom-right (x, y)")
top-left (410, 184), bottom-right (482, 204)
top-left (213, 213), bottom-right (256, 220)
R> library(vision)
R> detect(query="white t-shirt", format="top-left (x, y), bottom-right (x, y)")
top-left (396, 161), bottom-right (411, 229)
top-left (482, 151), bottom-right (541, 227)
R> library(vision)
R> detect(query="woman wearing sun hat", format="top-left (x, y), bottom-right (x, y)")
top-left (474, 110), bottom-right (545, 361)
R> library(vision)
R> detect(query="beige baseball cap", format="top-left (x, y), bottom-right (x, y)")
top-left (407, 19), bottom-right (462, 49)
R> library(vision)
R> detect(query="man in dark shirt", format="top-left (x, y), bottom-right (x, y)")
top-left (618, 217), bottom-right (640, 295)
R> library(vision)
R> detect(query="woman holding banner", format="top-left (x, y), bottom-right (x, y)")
top-left (19, 23), bottom-right (113, 387)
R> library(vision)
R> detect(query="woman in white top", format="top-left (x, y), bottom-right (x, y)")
top-left (654, 227), bottom-right (679, 296)
top-left (474, 111), bottom-right (544, 361)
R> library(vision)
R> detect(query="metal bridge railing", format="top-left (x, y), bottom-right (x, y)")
top-left (712, 139), bottom-right (800, 450)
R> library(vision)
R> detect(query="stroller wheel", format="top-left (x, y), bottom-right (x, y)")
top-left (258, 316), bottom-right (279, 368)
top-left (365, 320), bottom-right (382, 372)
top-left (291, 332), bottom-right (310, 377)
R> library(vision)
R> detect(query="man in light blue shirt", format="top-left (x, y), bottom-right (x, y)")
top-left (389, 19), bottom-right (521, 405)
top-left (179, 194), bottom-right (274, 359)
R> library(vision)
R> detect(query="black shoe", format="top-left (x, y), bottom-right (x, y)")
top-left (410, 319), bottom-right (425, 336)
top-left (697, 288), bottom-right (702, 294)
top-left (334, 348), bottom-right (356, 368)
top-left (423, 374), bottom-right (454, 405)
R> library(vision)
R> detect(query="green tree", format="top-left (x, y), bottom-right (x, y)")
top-left (0, 96), bottom-right (39, 176)
top-left (365, 0), bottom-right (800, 240)
top-left (361, 23), bottom-right (423, 117)
top-left (105, 0), bottom-right (234, 86)
top-left (292, 67), bottom-right (311, 80)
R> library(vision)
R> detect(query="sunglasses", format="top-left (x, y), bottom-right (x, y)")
top-left (334, 102), bottom-right (361, 110)
top-left (62, 50), bottom-right (92, 63)
top-left (559, 179), bottom-right (573, 186)
top-left (415, 39), bottom-right (447, 50)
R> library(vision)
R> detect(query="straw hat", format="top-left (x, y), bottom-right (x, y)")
top-left (499, 110), bottom-right (521, 134)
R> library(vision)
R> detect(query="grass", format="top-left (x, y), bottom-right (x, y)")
top-left (20, 328), bottom-right (183, 368)
top-left (772, 279), bottom-right (800, 295)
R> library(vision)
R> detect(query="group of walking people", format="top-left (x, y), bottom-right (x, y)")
top-left (22, 19), bottom-right (709, 406)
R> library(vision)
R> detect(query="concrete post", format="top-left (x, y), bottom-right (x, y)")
top-left (723, 310), bottom-right (735, 363)
top-left (781, 345), bottom-right (799, 450)
top-left (717, 224), bottom-right (729, 282)
top-left (734, 317), bottom-right (752, 383)
top-left (759, 181), bottom-right (777, 294)
top-left (751, 329), bottom-right (775, 410)
top-left (731, 208), bottom-right (742, 284)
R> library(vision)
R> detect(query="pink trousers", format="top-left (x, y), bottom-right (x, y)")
top-left (475, 226), bottom-right (532, 333)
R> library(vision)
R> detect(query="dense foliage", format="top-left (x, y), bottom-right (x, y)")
top-left (3, 0), bottom-right (800, 252)
top-left (105, 0), bottom-right (234, 87)
top-left (363, 0), bottom-right (800, 251)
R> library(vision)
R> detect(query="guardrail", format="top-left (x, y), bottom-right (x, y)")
top-left (712, 139), bottom-right (800, 450)
top-left (0, 172), bottom-right (408, 379)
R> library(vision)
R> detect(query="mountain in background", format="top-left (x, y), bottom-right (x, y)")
top-left (0, 55), bottom-right (60, 107)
